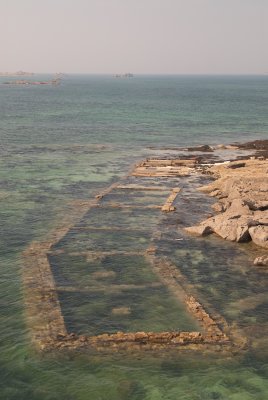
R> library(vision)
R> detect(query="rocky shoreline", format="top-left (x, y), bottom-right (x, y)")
top-left (184, 140), bottom-right (268, 266)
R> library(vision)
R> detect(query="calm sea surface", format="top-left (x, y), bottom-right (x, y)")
top-left (0, 75), bottom-right (268, 399)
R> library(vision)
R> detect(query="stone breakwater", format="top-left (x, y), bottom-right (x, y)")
top-left (185, 158), bottom-right (268, 265)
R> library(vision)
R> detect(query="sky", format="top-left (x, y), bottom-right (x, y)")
top-left (0, 0), bottom-right (267, 74)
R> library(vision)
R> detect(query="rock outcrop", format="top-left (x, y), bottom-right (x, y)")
top-left (249, 226), bottom-right (268, 249)
top-left (185, 158), bottom-right (268, 255)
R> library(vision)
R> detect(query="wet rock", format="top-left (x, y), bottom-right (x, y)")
top-left (249, 226), bottom-right (268, 249)
top-left (235, 139), bottom-right (268, 159)
top-left (186, 213), bottom-right (251, 243)
top-left (253, 256), bottom-right (268, 266)
top-left (236, 139), bottom-right (268, 151)
top-left (184, 224), bottom-right (213, 236)
top-left (187, 144), bottom-right (213, 152)
top-left (214, 215), bottom-right (250, 242)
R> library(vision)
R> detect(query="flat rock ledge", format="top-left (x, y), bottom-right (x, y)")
top-left (185, 158), bottom-right (268, 256)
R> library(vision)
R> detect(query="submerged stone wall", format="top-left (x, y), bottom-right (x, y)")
top-left (22, 158), bottom-right (247, 354)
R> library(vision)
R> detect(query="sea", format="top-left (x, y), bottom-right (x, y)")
top-left (0, 74), bottom-right (268, 400)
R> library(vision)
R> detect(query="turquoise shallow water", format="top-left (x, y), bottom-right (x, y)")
top-left (0, 75), bottom-right (268, 399)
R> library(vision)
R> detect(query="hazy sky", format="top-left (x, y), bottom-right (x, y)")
top-left (1, 0), bottom-right (267, 74)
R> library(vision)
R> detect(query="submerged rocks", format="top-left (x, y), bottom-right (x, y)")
top-left (187, 144), bottom-right (213, 152)
top-left (184, 158), bottom-right (268, 251)
top-left (111, 307), bottom-right (131, 316)
top-left (254, 255), bottom-right (268, 266)
top-left (161, 188), bottom-right (180, 212)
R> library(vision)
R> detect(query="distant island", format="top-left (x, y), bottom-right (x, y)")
top-left (1, 73), bottom-right (62, 86)
top-left (0, 70), bottom-right (34, 77)
top-left (114, 73), bottom-right (134, 78)
top-left (2, 79), bottom-right (60, 86)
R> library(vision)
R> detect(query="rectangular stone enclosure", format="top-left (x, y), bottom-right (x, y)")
top-left (22, 159), bottom-right (246, 353)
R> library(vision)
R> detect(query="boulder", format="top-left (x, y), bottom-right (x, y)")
top-left (227, 198), bottom-right (251, 218)
top-left (249, 226), bottom-right (268, 249)
top-left (208, 214), bottom-right (251, 242)
top-left (185, 206), bottom-right (267, 244)
top-left (185, 225), bottom-right (213, 236)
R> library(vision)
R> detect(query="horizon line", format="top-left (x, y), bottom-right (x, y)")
top-left (5, 72), bottom-right (267, 76)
